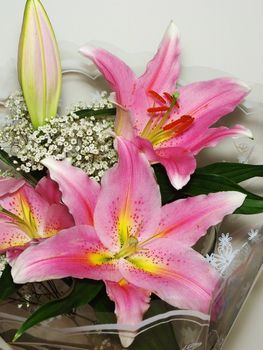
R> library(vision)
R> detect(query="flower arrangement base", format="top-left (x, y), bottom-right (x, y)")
top-left (1, 222), bottom-right (262, 350)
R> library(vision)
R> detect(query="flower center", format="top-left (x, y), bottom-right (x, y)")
top-left (115, 236), bottom-right (139, 259)
top-left (140, 90), bottom-right (194, 146)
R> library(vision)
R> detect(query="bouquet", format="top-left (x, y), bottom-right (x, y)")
top-left (0, 1), bottom-right (262, 349)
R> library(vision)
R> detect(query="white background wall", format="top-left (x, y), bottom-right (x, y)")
top-left (0, 0), bottom-right (262, 84)
top-left (0, 1), bottom-right (263, 349)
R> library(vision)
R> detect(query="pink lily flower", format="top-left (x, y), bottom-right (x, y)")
top-left (0, 176), bottom-right (74, 260)
top-left (79, 22), bottom-right (252, 189)
top-left (11, 138), bottom-right (245, 347)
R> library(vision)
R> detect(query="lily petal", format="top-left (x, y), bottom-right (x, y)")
top-left (42, 158), bottom-right (100, 226)
top-left (189, 125), bottom-right (253, 154)
top-left (0, 180), bottom-right (74, 246)
top-left (94, 137), bottom-right (161, 252)
top-left (0, 184), bottom-right (49, 231)
top-left (35, 175), bottom-right (62, 204)
top-left (105, 280), bottom-right (151, 348)
top-left (139, 21), bottom-right (180, 93)
top-left (79, 45), bottom-right (136, 109)
top-left (41, 203), bottom-right (74, 238)
top-left (6, 249), bottom-right (26, 265)
top-left (12, 225), bottom-right (122, 284)
top-left (0, 178), bottom-right (25, 196)
top-left (164, 78), bottom-right (250, 149)
top-left (18, 0), bottom-right (62, 128)
top-left (134, 138), bottom-right (196, 190)
top-left (119, 238), bottom-right (220, 313)
top-left (155, 147), bottom-right (197, 190)
top-left (128, 22), bottom-right (180, 134)
top-left (157, 192), bottom-right (246, 245)
top-left (0, 224), bottom-right (31, 252)
top-left (79, 46), bottom-right (138, 137)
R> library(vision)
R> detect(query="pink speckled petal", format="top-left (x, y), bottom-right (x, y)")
top-left (164, 78), bottom-right (250, 149)
top-left (120, 238), bottom-right (220, 313)
top-left (0, 224), bottom-right (30, 252)
top-left (133, 138), bottom-right (196, 190)
top-left (0, 179), bottom-right (73, 250)
top-left (155, 147), bottom-right (197, 190)
top-left (12, 225), bottom-right (122, 284)
top-left (42, 158), bottom-right (100, 226)
top-left (35, 176), bottom-right (62, 204)
top-left (41, 203), bottom-right (74, 238)
top-left (94, 137), bottom-right (161, 253)
top-left (157, 192), bottom-right (246, 245)
top-left (189, 125), bottom-right (253, 154)
top-left (127, 22), bottom-right (180, 134)
top-left (105, 280), bottom-right (151, 347)
top-left (139, 21), bottom-right (180, 93)
top-left (0, 184), bottom-right (49, 230)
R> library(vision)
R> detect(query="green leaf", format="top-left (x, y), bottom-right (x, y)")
top-left (0, 149), bottom-right (38, 186)
top-left (183, 173), bottom-right (263, 214)
top-left (75, 107), bottom-right (116, 119)
top-left (0, 264), bottom-right (21, 302)
top-left (90, 286), bottom-right (115, 324)
top-left (197, 162), bottom-right (263, 183)
top-left (130, 301), bottom-right (180, 350)
top-left (13, 279), bottom-right (103, 341)
top-left (153, 164), bottom-right (183, 203)
top-left (153, 164), bottom-right (263, 215)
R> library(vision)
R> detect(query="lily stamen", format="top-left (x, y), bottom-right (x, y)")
top-left (163, 92), bottom-right (180, 109)
top-left (147, 106), bottom-right (169, 113)
top-left (148, 90), bottom-right (166, 104)
top-left (115, 235), bottom-right (139, 259)
top-left (163, 115), bottom-right (194, 132)
top-left (163, 92), bottom-right (173, 103)
top-left (142, 91), bottom-right (185, 145)
top-left (150, 116), bottom-right (193, 145)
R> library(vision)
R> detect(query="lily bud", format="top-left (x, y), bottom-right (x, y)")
top-left (18, 0), bottom-right (62, 128)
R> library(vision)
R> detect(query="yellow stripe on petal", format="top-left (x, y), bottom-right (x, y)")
top-left (117, 207), bottom-right (131, 246)
top-left (0, 194), bottom-right (39, 240)
top-left (128, 256), bottom-right (162, 274)
top-left (18, 193), bottom-right (39, 239)
top-left (88, 251), bottom-right (114, 266)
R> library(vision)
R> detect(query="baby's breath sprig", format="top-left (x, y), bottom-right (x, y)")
top-left (0, 91), bottom-right (118, 181)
